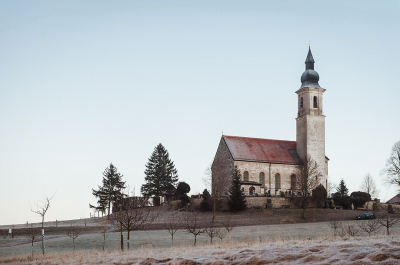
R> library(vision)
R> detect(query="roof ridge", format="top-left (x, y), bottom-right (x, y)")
top-left (223, 135), bottom-right (295, 143)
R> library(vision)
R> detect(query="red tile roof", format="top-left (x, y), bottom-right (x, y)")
top-left (387, 194), bottom-right (400, 204)
top-left (223, 135), bottom-right (302, 165)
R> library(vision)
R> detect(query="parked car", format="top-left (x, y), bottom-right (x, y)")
top-left (355, 213), bottom-right (376, 220)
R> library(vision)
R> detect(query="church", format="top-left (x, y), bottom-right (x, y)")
top-left (211, 47), bottom-right (328, 197)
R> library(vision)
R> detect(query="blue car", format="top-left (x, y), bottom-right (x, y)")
top-left (355, 213), bottom-right (376, 220)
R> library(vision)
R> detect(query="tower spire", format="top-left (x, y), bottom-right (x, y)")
top-left (305, 46), bottom-right (315, 70)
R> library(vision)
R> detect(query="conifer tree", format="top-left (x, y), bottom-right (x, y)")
top-left (141, 144), bottom-right (178, 197)
top-left (336, 179), bottom-right (349, 196)
top-left (228, 165), bottom-right (246, 211)
top-left (200, 189), bottom-right (212, 211)
top-left (90, 163), bottom-right (126, 218)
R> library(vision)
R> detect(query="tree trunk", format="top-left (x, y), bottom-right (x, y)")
top-left (212, 200), bottom-right (216, 222)
top-left (120, 227), bottom-right (123, 251)
top-left (302, 207), bottom-right (306, 218)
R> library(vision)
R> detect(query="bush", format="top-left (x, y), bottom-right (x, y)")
top-left (333, 192), bottom-right (352, 209)
top-left (350, 191), bottom-right (371, 209)
top-left (312, 184), bottom-right (327, 208)
top-left (280, 191), bottom-right (285, 197)
top-left (200, 189), bottom-right (212, 211)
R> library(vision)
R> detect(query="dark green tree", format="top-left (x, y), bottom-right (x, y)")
top-left (200, 189), bottom-right (212, 211)
top-left (228, 166), bottom-right (247, 212)
top-left (141, 144), bottom-right (178, 197)
top-left (336, 179), bottom-right (349, 196)
top-left (90, 163), bottom-right (126, 218)
top-left (350, 191), bottom-right (371, 209)
top-left (312, 184), bottom-right (327, 208)
top-left (175, 181), bottom-right (191, 196)
top-left (333, 193), bottom-right (352, 209)
top-left (175, 181), bottom-right (191, 207)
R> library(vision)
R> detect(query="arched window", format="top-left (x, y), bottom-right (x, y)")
top-left (291, 175), bottom-right (296, 190)
top-left (300, 97), bottom-right (303, 108)
top-left (313, 96), bottom-right (318, 108)
top-left (243, 171), bottom-right (249, 181)
top-left (275, 173), bottom-right (280, 190)
top-left (259, 172), bottom-right (265, 187)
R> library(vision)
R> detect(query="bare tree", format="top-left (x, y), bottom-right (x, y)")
top-left (2, 230), bottom-right (9, 239)
top-left (216, 228), bottom-right (227, 242)
top-left (359, 219), bottom-right (381, 237)
top-left (328, 180), bottom-right (337, 197)
top-left (383, 141), bottom-right (400, 188)
top-left (204, 163), bottom-right (223, 222)
top-left (30, 193), bottom-right (56, 229)
top-left (221, 216), bottom-right (234, 235)
top-left (25, 225), bottom-right (40, 256)
top-left (343, 223), bottom-right (361, 237)
top-left (328, 221), bottom-right (342, 237)
top-left (111, 194), bottom-right (158, 250)
top-left (209, 159), bottom-right (231, 222)
top-left (296, 156), bottom-right (321, 218)
top-left (204, 221), bottom-right (220, 244)
top-left (185, 211), bottom-right (204, 246)
top-left (202, 163), bottom-right (212, 193)
top-left (360, 173), bottom-right (379, 199)
top-left (165, 215), bottom-right (180, 245)
top-left (376, 204), bottom-right (400, 235)
top-left (100, 222), bottom-right (110, 251)
top-left (65, 221), bottom-right (82, 251)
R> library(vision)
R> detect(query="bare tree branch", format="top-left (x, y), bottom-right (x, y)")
top-left (30, 192), bottom-right (56, 229)
top-left (165, 215), bottom-right (180, 245)
top-left (376, 204), bottom-right (400, 235)
top-left (359, 219), bottom-right (381, 237)
top-left (65, 221), bottom-right (83, 251)
top-left (296, 156), bottom-right (322, 218)
top-left (360, 173), bottom-right (379, 199)
top-left (185, 211), bottom-right (204, 246)
top-left (110, 190), bottom-right (158, 250)
top-left (383, 141), bottom-right (400, 189)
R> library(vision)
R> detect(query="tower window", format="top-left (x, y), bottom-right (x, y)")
top-left (313, 96), bottom-right (318, 108)
top-left (275, 173), bottom-right (281, 190)
top-left (300, 97), bottom-right (303, 108)
top-left (243, 171), bottom-right (249, 181)
top-left (259, 172), bottom-right (265, 187)
top-left (291, 175), bottom-right (296, 190)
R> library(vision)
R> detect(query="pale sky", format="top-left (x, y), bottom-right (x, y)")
top-left (1, 1), bottom-right (400, 225)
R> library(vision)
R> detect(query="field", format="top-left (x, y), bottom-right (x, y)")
top-left (1, 208), bottom-right (400, 264)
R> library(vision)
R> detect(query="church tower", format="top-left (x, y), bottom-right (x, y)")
top-left (296, 47), bottom-right (327, 188)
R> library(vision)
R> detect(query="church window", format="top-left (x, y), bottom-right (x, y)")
top-left (313, 96), bottom-right (318, 108)
top-left (243, 171), bottom-right (249, 181)
top-left (275, 173), bottom-right (281, 190)
top-left (259, 172), bottom-right (265, 187)
top-left (290, 175), bottom-right (296, 190)
top-left (300, 97), bottom-right (303, 108)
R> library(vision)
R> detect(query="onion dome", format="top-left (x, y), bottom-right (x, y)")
top-left (300, 47), bottom-right (321, 89)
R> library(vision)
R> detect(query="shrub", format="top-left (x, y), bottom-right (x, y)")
top-left (333, 192), bottom-right (352, 209)
top-left (350, 191), bottom-right (371, 209)
top-left (312, 184), bottom-right (327, 208)
top-left (200, 189), bottom-right (212, 211)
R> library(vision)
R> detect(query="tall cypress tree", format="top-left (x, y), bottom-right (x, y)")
top-left (141, 144), bottom-right (178, 197)
top-left (228, 165), bottom-right (247, 211)
top-left (91, 163), bottom-right (126, 218)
